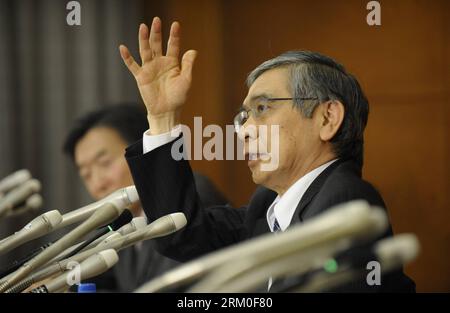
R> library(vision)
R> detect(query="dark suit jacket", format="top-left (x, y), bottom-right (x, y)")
top-left (125, 136), bottom-right (415, 292)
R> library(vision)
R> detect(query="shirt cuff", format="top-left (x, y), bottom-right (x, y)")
top-left (142, 125), bottom-right (182, 154)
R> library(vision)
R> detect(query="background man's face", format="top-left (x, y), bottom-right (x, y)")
top-left (74, 126), bottom-right (135, 203)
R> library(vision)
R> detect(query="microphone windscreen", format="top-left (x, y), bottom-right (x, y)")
top-left (42, 210), bottom-right (63, 228)
top-left (99, 249), bottom-right (120, 268)
top-left (0, 170), bottom-right (31, 193)
top-left (124, 186), bottom-right (139, 203)
top-left (25, 194), bottom-right (43, 210)
top-left (170, 212), bottom-right (187, 231)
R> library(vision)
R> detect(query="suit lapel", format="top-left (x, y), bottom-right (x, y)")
top-left (293, 159), bottom-right (344, 221)
top-left (252, 217), bottom-right (271, 237)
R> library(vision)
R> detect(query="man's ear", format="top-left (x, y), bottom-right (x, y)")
top-left (319, 100), bottom-right (345, 141)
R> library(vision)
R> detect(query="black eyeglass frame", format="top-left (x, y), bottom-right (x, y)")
top-left (233, 97), bottom-right (319, 133)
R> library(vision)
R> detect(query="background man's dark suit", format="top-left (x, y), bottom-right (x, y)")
top-left (125, 136), bottom-right (415, 292)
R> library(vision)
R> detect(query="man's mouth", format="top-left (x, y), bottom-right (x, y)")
top-left (245, 153), bottom-right (269, 167)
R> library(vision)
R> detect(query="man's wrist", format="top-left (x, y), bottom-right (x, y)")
top-left (147, 111), bottom-right (181, 135)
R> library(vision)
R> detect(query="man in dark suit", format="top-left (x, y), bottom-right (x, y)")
top-left (119, 17), bottom-right (415, 292)
top-left (63, 104), bottom-right (228, 292)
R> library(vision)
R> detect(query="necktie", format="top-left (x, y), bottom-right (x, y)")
top-left (268, 218), bottom-right (282, 291)
top-left (273, 218), bottom-right (281, 232)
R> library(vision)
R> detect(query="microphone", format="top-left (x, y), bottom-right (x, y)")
top-left (0, 202), bottom-right (122, 292)
top-left (55, 185), bottom-right (139, 230)
top-left (205, 233), bottom-right (420, 293)
top-left (107, 209), bottom-right (134, 231)
top-left (3, 213), bottom-right (184, 293)
top-left (85, 216), bottom-right (147, 250)
top-left (288, 233), bottom-right (420, 292)
top-left (374, 233), bottom-right (420, 270)
top-left (135, 200), bottom-right (387, 293)
top-left (188, 200), bottom-right (389, 292)
top-left (3, 232), bottom-right (125, 293)
top-left (29, 249), bottom-right (119, 293)
top-left (0, 242), bottom-right (52, 280)
top-left (42, 212), bottom-right (185, 283)
top-left (0, 179), bottom-right (41, 218)
top-left (66, 212), bottom-right (184, 267)
top-left (0, 209), bottom-right (132, 278)
top-left (1, 186), bottom-right (137, 269)
top-left (0, 169), bottom-right (31, 195)
top-left (119, 212), bottom-right (187, 250)
top-left (6, 194), bottom-right (43, 217)
top-left (60, 209), bottom-right (133, 260)
top-left (0, 210), bottom-right (63, 256)
top-left (117, 216), bottom-right (147, 236)
top-left (5, 232), bottom-right (124, 293)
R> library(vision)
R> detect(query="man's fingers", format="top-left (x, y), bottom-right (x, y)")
top-left (149, 17), bottom-right (163, 57)
top-left (119, 45), bottom-right (140, 77)
top-left (166, 21), bottom-right (181, 58)
top-left (138, 23), bottom-right (152, 63)
top-left (181, 50), bottom-right (197, 82)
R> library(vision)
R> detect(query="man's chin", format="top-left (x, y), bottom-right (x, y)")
top-left (251, 168), bottom-right (267, 185)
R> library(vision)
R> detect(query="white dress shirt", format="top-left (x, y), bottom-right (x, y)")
top-left (266, 158), bottom-right (338, 232)
top-left (142, 126), bottom-right (182, 154)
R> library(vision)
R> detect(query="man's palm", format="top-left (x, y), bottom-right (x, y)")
top-left (119, 19), bottom-right (196, 117)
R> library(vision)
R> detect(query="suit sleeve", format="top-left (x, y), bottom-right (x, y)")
top-left (125, 135), bottom-right (248, 262)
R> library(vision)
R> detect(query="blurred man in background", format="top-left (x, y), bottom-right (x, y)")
top-left (63, 103), bottom-right (228, 292)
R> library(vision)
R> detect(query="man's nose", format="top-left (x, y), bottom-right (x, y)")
top-left (91, 173), bottom-right (111, 199)
top-left (238, 116), bottom-right (258, 142)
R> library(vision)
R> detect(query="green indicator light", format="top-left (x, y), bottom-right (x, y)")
top-left (324, 259), bottom-right (338, 273)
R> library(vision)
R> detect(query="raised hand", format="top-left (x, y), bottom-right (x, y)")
top-left (119, 17), bottom-right (197, 134)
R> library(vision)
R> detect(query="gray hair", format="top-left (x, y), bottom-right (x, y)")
top-left (247, 51), bottom-right (369, 168)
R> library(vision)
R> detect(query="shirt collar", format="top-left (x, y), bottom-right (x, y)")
top-left (266, 159), bottom-right (338, 231)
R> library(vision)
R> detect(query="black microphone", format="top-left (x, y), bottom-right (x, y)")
top-left (0, 209), bottom-right (132, 279)
top-left (106, 209), bottom-right (134, 231)
top-left (61, 209), bottom-right (133, 259)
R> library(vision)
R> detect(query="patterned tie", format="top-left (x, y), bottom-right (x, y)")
top-left (268, 218), bottom-right (282, 291)
top-left (273, 218), bottom-right (281, 232)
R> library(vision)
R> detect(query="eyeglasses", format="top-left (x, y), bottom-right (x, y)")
top-left (233, 97), bottom-right (318, 133)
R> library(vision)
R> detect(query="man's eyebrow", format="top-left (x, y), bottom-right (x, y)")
top-left (249, 93), bottom-right (271, 102)
top-left (94, 149), bottom-right (108, 160)
top-left (240, 93), bottom-right (273, 111)
top-left (77, 149), bottom-right (108, 169)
